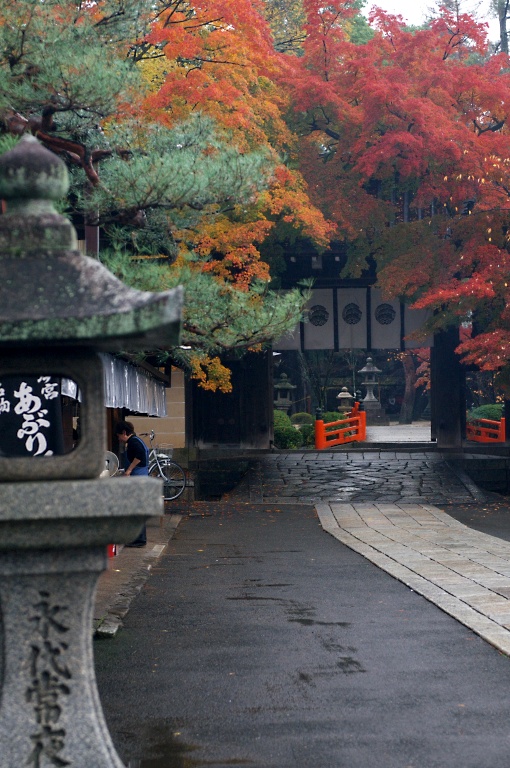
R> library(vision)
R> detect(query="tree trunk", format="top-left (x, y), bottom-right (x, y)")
top-left (499, 0), bottom-right (509, 54)
top-left (399, 353), bottom-right (417, 424)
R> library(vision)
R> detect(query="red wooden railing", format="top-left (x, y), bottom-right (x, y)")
top-left (466, 417), bottom-right (506, 443)
top-left (315, 403), bottom-right (367, 449)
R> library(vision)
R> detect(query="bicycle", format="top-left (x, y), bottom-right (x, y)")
top-left (139, 430), bottom-right (186, 502)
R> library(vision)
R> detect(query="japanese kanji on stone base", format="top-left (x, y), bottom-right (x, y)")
top-left (0, 135), bottom-right (182, 767)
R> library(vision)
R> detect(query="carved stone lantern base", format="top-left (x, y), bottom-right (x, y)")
top-left (0, 478), bottom-right (161, 767)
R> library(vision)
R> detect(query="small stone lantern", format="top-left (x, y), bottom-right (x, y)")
top-left (336, 386), bottom-right (355, 414)
top-left (0, 136), bottom-right (182, 767)
top-left (273, 372), bottom-right (296, 413)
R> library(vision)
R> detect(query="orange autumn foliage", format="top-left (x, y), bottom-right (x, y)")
top-left (136, 0), bottom-right (332, 289)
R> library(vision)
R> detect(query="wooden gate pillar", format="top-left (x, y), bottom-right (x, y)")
top-left (430, 326), bottom-right (466, 449)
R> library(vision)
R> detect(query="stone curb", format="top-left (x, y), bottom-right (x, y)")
top-left (316, 503), bottom-right (510, 657)
top-left (444, 459), bottom-right (489, 502)
top-left (94, 515), bottom-right (182, 638)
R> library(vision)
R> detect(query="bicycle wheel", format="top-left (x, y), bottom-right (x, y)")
top-left (150, 460), bottom-right (186, 501)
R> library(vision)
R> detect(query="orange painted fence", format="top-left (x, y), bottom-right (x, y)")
top-left (466, 417), bottom-right (506, 443)
top-left (315, 403), bottom-right (367, 449)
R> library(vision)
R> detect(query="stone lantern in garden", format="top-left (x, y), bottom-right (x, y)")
top-left (358, 357), bottom-right (389, 425)
top-left (273, 372), bottom-right (296, 413)
top-left (336, 386), bottom-right (355, 414)
top-left (0, 136), bottom-right (182, 767)
top-left (358, 358), bottom-right (381, 405)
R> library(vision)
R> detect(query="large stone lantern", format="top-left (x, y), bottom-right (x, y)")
top-left (0, 136), bottom-right (182, 767)
top-left (358, 358), bottom-right (381, 407)
top-left (358, 357), bottom-right (389, 426)
top-left (273, 372), bottom-right (296, 413)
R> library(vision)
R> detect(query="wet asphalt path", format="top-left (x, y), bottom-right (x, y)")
top-left (94, 503), bottom-right (510, 768)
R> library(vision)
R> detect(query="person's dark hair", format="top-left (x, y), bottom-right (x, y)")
top-left (115, 420), bottom-right (135, 436)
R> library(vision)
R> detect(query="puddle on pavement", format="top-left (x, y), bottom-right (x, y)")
top-left (226, 594), bottom-right (283, 601)
top-left (288, 617), bottom-right (351, 626)
top-left (127, 754), bottom-right (252, 768)
top-left (125, 728), bottom-right (253, 768)
top-left (286, 603), bottom-right (351, 627)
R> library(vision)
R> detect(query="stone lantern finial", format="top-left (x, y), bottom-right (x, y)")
top-left (0, 135), bottom-right (182, 351)
top-left (0, 134), bottom-right (69, 210)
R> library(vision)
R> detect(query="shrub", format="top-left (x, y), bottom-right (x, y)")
top-left (274, 410), bottom-right (292, 429)
top-left (467, 404), bottom-right (503, 423)
top-left (322, 411), bottom-right (345, 426)
top-left (300, 424), bottom-right (315, 447)
top-left (274, 426), bottom-right (304, 449)
top-left (290, 411), bottom-right (314, 426)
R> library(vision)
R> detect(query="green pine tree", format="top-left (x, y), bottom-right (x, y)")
top-left (0, 0), bottom-right (308, 389)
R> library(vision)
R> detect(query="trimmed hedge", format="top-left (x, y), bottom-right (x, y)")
top-left (467, 404), bottom-right (503, 423)
top-left (300, 424), bottom-right (315, 447)
top-left (322, 411), bottom-right (345, 427)
top-left (290, 411), bottom-right (314, 425)
top-left (274, 410), bottom-right (292, 429)
top-left (274, 426), bottom-right (304, 449)
top-left (272, 409), bottom-right (355, 449)
top-left (273, 410), bottom-right (303, 449)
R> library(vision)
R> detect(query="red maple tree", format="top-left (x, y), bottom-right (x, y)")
top-left (284, 2), bottom-right (510, 385)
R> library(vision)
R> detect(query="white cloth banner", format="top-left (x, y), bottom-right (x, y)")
top-left (303, 289), bottom-right (335, 349)
top-left (404, 306), bottom-right (433, 348)
top-left (370, 289), bottom-right (401, 349)
top-left (337, 288), bottom-right (367, 349)
top-left (272, 288), bottom-right (433, 351)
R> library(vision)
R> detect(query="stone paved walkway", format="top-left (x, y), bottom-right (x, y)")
top-left (365, 422), bottom-right (433, 443)
top-left (225, 450), bottom-right (510, 655)
top-left (227, 451), bottom-right (484, 506)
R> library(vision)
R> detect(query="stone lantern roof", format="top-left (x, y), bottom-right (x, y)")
top-left (0, 134), bottom-right (182, 350)
top-left (358, 357), bottom-right (381, 376)
top-left (274, 372), bottom-right (296, 391)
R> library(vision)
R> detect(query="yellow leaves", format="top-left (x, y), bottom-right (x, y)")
top-left (138, 57), bottom-right (171, 93)
top-left (266, 165), bottom-right (334, 246)
top-left (190, 216), bottom-right (273, 287)
top-left (190, 355), bottom-right (233, 393)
